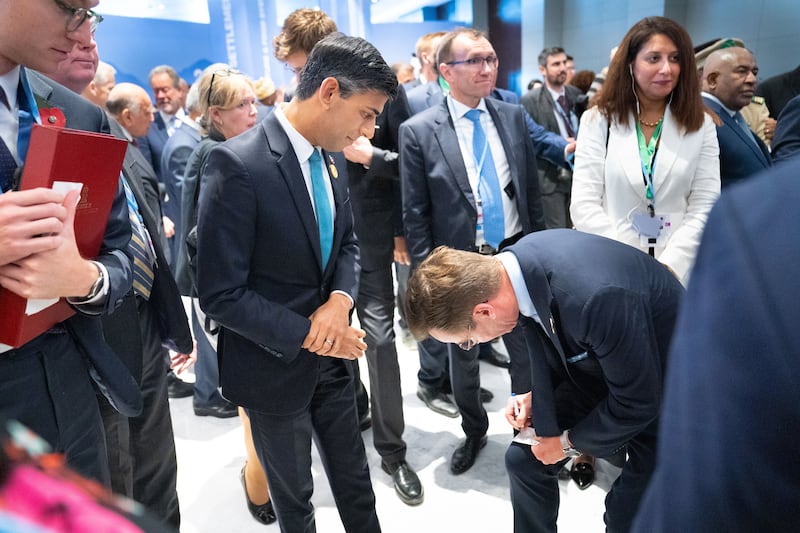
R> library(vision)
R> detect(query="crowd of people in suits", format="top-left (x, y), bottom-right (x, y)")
top-left (1, 2), bottom-right (799, 532)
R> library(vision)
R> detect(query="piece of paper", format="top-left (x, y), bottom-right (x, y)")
top-left (512, 427), bottom-right (540, 446)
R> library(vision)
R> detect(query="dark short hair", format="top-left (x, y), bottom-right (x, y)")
top-left (295, 33), bottom-right (398, 101)
top-left (596, 16), bottom-right (704, 132)
top-left (538, 46), bottom-right (567, 67)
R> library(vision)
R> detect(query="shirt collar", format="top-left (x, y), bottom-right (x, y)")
top-left (546, 84), bottom-right (565, 102)
top-left (702, 91), bottom-right (737, 117)
top-left (496, 251), bottom-right (539, 321)
top-left (273, 103), bottom-right (315, 163)
top-left (448, 95), bottom-right (489, 121)
top-left (0, 66), bottom-right (20, 110)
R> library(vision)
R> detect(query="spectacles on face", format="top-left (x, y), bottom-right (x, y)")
top-left (457, 323), bottom-right (478, 351)
top-left (52, 0), bottom-right (104, 33)
top-left (446, 55), bottom-right (499, 70)
top-left (207, 68), bottom-right (242, 108)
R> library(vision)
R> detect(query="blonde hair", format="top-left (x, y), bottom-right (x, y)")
top-left (197, 69), bottom-right (254, 136)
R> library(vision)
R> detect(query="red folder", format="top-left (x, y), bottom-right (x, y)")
top-left (0, 124), bottom-right (127, 348)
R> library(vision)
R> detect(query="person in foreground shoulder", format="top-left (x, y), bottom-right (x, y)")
top-left (405, 229), bottom-right (684, 532)
top-left (196, 33), bottom-right (397, 533)
top-left (632, 158), bottom-right (800, 531)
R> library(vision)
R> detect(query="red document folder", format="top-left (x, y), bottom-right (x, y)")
top-left (0, 124), bottom-right (127, 348)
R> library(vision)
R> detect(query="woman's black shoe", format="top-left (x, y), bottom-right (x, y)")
top-left (240, 465), bottom-right (277, 524)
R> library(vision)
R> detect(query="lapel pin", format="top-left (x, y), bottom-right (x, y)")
top-left (328, 154), bottom-right (338, 179)
top-left (549, 316), bottom-right (556, 334)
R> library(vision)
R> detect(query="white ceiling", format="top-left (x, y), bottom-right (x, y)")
top-left (96, 0), bottom-right (211, 24)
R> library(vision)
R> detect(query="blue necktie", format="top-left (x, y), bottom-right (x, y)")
top-left (122, 177), bottom-right (155, 299)
top-left (16, 82), bottom-right (33, 163)
top-left (309, 149), bottom-right (333, 269)
top-left (464, 109), bottom-right (505, 249)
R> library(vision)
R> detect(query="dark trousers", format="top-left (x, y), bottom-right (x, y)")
top-left (128, 298), bottom-right (180, 528)
top-left (0, 330), bottom-right (109, 485)
top-left (356, 260), bottom-right (406, 464)
top-left (505, 378), bottom-right (658, 533)
top-left (247, 358), bottom-right (380, 533)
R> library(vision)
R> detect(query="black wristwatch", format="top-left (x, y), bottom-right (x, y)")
top-left (560, 429), bottom-right (581, 458)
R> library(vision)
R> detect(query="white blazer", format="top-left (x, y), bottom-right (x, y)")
top-left (571, 106), bottom-right (720, 285)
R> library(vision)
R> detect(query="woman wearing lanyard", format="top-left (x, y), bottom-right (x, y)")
top-left (571, 16), bottom-right (720, 287)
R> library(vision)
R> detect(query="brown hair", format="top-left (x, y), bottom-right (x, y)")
top-left (569, 69), bottom-right (595, 94)
top-left (273, 8), bottom-right (338, 61)
top-left (405, 247), bottom-right (501, 340)
top-left (595, 16), bottom-right (704, 132)
top-left (435, 28), bottom-right (487, 70)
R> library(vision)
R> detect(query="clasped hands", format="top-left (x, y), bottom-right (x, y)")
top-left (302, 293), bottom-right (366, 360)
top-left (0, 188), bottom-right (98, 299)
top-left (505, 391), bottom-right (567, 464)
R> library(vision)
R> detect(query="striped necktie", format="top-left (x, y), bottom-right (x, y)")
top-left (122, 178), bottom-right (155, 299)
top-left (0, 88), bottom-right (18, 192)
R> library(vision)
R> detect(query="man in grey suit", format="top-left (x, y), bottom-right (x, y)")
top-left (400, 28), bottom-right (545, 475)
top-left (520, 47), bottom-right (585, 228)
top-left (701, 47), bottom-right (771, 188)
top-left (197, 34), bottom-right (397, 532)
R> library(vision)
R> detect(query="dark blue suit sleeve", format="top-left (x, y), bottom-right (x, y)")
top-left (399, 122), bottom-right (435, 268)
top-left (524, 112), bottom-right (569, 169)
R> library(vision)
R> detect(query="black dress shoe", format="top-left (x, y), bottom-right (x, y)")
top-left (166, 371), bottom-right (194, 399)
top-left (416, 385), bottom-right (459, 418)
top-left (193, 397), bottom-right (238, 418)
top-left (450, 435), bottom-right (488, 475)
top-left (570, 454), bottom-right (595, 490)
top-left (478, 345), bottom-right (511, 369)
top-left (382, 460), bottom-right (424, 505)
top-left (240, 465), bottom-right (277, 524)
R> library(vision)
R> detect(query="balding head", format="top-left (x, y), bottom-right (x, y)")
top-left (106, 83), bottom-right (155, 138)
top-left (702, 47), bottom-right (758, 111)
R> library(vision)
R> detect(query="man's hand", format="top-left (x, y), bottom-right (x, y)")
top-left (763, 117), bottom-right (777, 142)
top-left (393, 236), bottom-right (410, 265)
top-left (162, 216), bottom-right (175, 238)
top-left (530, 436), bottom-right (565, 464)
top-left (0, 188), bottom-right (68, 267)
top-left (505, 391), bottom-right (532, 429)
top-left (170, 339), bottom-right (197, 375)
top-left (302, 293), bottom-right (366, 358)
top-left (0, 190), bottom-right (99, 299)
top-left (342, 136), bottom-right (373, 167)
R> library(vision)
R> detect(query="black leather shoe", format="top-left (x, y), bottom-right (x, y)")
top-left (359, 410), bottom-right (372, 432)
top-left (167, 371), bottom-right (194, 399)
top-left (450, 435), bottom-right (488, 475)
top-left (478, 345), bottom-right (511, 369)
top-left (382, 460), bottom-right (424, 506)
top-left (416, 385), bottom-right (459, 418)
top-left (193, 397), bottom-right (238, 418)
top-left (570, 454), bottom-right (595, 490)
top-left (240, 465), bottom-right (277, 524)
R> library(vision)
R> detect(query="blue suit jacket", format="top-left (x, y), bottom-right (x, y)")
top-left (507, 230), bottom-right (683, 454)
top-left (159, 122), bottom-right (201, 261)
top-left (400, 97), bottom-right (545, 267)
top-left (28, 70), bottom-right (139, 415)
top-left (771, 93), bottom-right (800, 164)
top-left (196, 113), bottom-right (359, 414)
top-left (703, 96), bottom-right (771, 187)
top-left (404, 82), bottom-right (568, 168)
top-left (632, 159), bottom-right (800, 532)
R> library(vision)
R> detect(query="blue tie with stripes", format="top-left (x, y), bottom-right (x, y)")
top-left (122, 177), bottom-right (155, 299)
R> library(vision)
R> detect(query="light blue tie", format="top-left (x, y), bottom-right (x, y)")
top-left (309, 149), bottom-right (333, 269)
top-left (464, 109), bottom-right (505, 249)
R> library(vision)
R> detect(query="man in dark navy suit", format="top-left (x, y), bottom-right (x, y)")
top-left (0, 0), bottom-right (135, 484)
top-left (632, 158), bottom-right (800, 532)
top-left (771, 93), bottom-right (800, 163)
top-left (405, 230), bottom-right (683, 533)
top-left (197, 34), bottom-right (397, 532)
top-left (701, 47), bottom-right (771, 187)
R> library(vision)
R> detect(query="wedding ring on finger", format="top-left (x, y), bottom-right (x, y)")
top-left (325, 339), bottom-right (334, 346)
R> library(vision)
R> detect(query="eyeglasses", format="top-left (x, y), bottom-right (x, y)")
top-left (52, 0), bottom-right (104, 33)
top-left (446, 56), bottom-right (499, 70)
top-left (207, 68), bottom-right (241, 108)
top-left (457, 323), bottom-right (478, 351)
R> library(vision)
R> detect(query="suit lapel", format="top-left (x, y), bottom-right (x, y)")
top-left (433, 103), bottom-right (476, 212)
top-left (651, 107), bottom-right (680, 197)
top-left (617, 115), bottom-right (645, 195)
top-left (719, 107), bottom-right (771, 166)
top-left (322, 150), bottom-right (346, 276)
top-left (486, 99), bottom-right (523, 210)
top-left (264, 116), bottom-right (324, 269)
